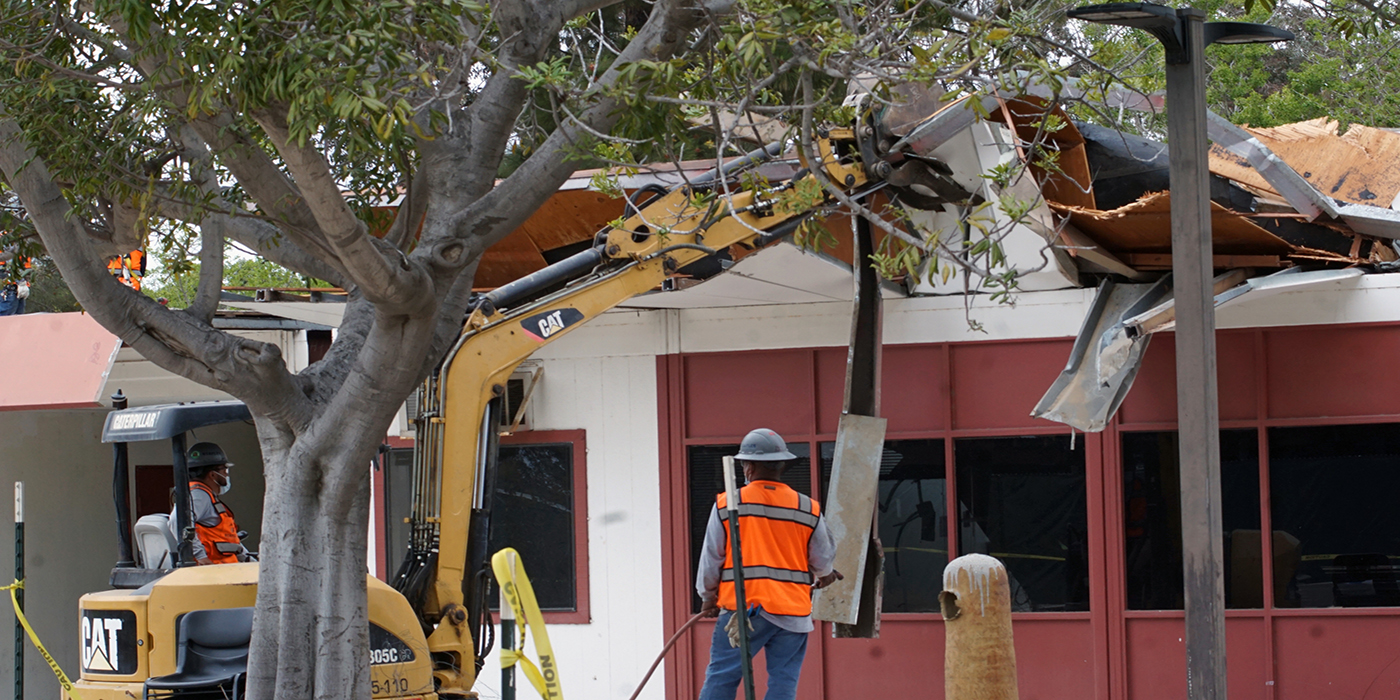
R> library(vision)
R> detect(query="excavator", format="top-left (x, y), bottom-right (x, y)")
top-left (69, 101), bottom-right (982, 699)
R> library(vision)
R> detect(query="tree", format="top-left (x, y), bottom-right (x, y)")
top-left (0, 1), bottom-right (1086, 697)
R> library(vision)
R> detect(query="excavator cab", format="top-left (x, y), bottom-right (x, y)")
top-left (100, 393), bottom-right (252, 588)
top-left (75, 394), bottom-right (436, 700)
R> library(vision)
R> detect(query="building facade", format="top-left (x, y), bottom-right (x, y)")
top-left (435, 274), bottom-right (1400, 700)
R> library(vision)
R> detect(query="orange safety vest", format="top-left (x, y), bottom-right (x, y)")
top-left (0, 255), bottom-right (32, 283)
top-left (190, 482), bottom-right (241, 564)
top-left (716, 480), bottom-right (821, 616)
top-left (107, 250), bottom-right (144, 291)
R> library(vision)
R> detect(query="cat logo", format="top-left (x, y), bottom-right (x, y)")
top-left (519, 308), bottom-right (584, 342)
top-left (81, 610), bottom-right (137, 675)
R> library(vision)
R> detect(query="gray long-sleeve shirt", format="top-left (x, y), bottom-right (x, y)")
top-left (695, 496), bottom-right (836, 633)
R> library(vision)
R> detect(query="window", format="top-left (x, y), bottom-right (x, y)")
top-left (382, 448), bottom-right (415, 570)
top-left (820, 439), bottom-right (947, 613)
top-left (384, 432), bottom-right (589, 621)
top-left (1269, 424), bottom-right (1400, 608)
top-left (489, 431), bottom-right (588, 616)
top-left (687, 443), bottom-right (811, 613)
top-left (956, 435), bottom-right (1089, 612)
top-left (1121, 430), bottom-right (1261, 610)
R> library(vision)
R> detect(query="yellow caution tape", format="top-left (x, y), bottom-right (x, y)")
top-left (2, 580), bottom-right (83, 700)
top-left (491, 549), bottom-right (563, 700)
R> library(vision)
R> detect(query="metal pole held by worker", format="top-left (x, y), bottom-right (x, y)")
top-left (721, 456), bottom-right (756, 700)
top-left (500, 576), bottom-right (515, 700)
top-left (14, 482), bottom-right (23, 700)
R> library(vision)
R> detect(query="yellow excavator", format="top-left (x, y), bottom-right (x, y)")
top-left (70, 104), bottom-right (977, 699)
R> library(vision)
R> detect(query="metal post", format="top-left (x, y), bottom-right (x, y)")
top-left (171, 434), bottom-right (194, 566)
top-left (111, 391), bottom-right (135, 568)
top-left (14, 482), bottom-right (23, 700)
top-left (500, 579), bottom-right (515, 700)
top-left (722, 456), bottom-right (756, 700)
top-left (1165, 8), bottom-right (1228, 699)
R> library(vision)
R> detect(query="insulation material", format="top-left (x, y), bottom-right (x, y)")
top-left (941, 554), bottom-right (1018, 700)
top-left (1048, 191), bottom-right (1294, 256)
top-left (907, 121), bottom-right (1081, 295)
top-left (1209, 118), bottom-right (1400, 209)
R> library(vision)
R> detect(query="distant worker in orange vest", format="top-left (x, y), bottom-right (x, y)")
top-left (107, 249), bottom-right (145, 291)
top-left (170, 442), bottom-right (249, 565)
top-left (696, 428), bottom-right (842, 700)
top-left (0, 246), bottom-right (31, 316)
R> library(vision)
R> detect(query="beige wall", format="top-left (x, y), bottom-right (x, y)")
top-left (0, 408), bottom-right (264, 698)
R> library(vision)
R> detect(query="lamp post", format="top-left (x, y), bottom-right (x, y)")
top-left (1066, 5), bottom-right (1292, 699)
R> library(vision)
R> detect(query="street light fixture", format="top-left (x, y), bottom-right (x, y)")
top-left (1068, 4), bottom-right (1292, 700)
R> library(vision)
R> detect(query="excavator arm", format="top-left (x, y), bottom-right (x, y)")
top-left (397, 130), bottom-right (885, 696)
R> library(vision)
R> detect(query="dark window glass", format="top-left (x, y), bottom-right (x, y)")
top-left (1269, 424), bottom-right (1400, 608)
top-left (384, 448), bottom-right (415, 571)
top-left (1121, 430), bottom-right (1261, 610)
top-left (687, 443), bottom-right (811, 613)
top-left (820, 439), bottom-right (947, 613)
top-left (956, 435), bottom-right (1089, 612)
top-left (488, 442), bottom-right (576, 610)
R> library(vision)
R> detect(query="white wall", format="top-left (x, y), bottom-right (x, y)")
top-left (475, 352), bottom-right (667, 700)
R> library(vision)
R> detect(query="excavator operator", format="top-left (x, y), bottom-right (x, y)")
top-left (169, 441), bottom-right (249, 565)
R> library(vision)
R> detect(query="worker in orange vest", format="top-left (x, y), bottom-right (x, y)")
top-left (696, 428), bottom-right (843, 700)
top-left (169, 442), bottom-right (248, 565)
top-left (0, 246), bottom-right (31, 316)
top-left (107, 249), bottom-right (145, 291)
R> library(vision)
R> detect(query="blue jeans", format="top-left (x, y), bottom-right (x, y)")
top-left (698, 609), bottom-right (809, 700)
top-left (0, 285), bottom-right (23, 316)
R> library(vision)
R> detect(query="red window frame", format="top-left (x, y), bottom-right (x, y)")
top-left (499, 429), bottom-right (591, 624)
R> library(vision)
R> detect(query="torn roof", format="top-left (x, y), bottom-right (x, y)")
top-left (1054, 113), bottom-right (1400, 276)
top-left (1209, 118), bottom-right (1400, 209)
top-left (417, 99), bottom-right (1400, 306)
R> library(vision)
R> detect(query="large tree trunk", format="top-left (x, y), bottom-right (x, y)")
top-left (245, 420), bottom-right (375, 700)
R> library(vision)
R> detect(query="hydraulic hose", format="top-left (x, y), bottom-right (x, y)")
top-left (627, 612), bottom-right (706, 700)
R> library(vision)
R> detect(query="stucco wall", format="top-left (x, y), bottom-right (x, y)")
top-left (0, 409), bottom-right (263, 699)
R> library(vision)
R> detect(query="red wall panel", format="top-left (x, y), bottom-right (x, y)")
top-left (682, 350), bottom-right (814, 439)
top-left (815, 344), bottom-right (949, 435)
top-left (1123, 617), bottom-right (1268, 700)
top-left (822, 620), bottom-right (946, 699)
top-left (1273, 616), bottom-right (1400, 700)
top-left (1117, 331), bottom-right (1258, 425)
top-left (1265, 324), bottom-right (1400, 419)
top-left (1013, 619), bottom-right (1097, 700)
top-left (950, 340), bottom-right (1074, 430)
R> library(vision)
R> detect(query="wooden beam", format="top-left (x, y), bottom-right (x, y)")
top-left (1057, 224), bottom-right (1152, 280)
top-left (1121, 253), bottom-right (1284, 270)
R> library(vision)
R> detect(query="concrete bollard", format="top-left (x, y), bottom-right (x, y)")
top-left (940, 554), bottom-right (1018, 700)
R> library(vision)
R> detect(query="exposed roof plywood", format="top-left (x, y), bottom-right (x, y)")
top-left (475, 189), bottom-right (626, 288)
top-left (1209, 118), bottom-right (1400, 209)
top-left (1001, 98), bottom-right (1097, 210)
top-left (1049, 190), bottom-right (1294, 255)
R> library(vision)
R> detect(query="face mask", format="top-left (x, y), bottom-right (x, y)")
top-left (218, 472), bottom-right (232, 496)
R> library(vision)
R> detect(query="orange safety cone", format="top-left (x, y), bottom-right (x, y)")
top-left (940, 554), bottom-right (1018, 700)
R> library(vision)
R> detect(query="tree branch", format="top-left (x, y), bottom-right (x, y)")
top-left (253, 107), bottom-right (429, 309)
top-left (442, 0), bottom-right (724, 259)
top-left (0, 117), bottom-right (305, 414)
